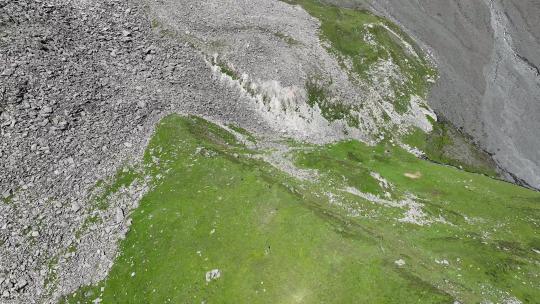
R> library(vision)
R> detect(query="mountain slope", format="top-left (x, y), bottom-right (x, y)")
top-left (62, 114), bottom-right (540, 304)
top-left (0, 0), bottom-right (539, 303)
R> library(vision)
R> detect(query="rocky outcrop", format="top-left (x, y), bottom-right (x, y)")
top-left (359, 0), bottom-right (540, 188)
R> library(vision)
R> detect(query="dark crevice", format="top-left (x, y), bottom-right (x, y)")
top-left (516, 53), bottom-right (540, 76)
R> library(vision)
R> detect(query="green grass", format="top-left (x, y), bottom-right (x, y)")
top-left (1, 192), bottom-right (14, 204)
top-left (61, 115), bottom-right (540, 304)
top-left (228, 124), bottom-right (257, 143)
top-left (298, 141), bottom-right (540, 303)
top-left (404, 120), bottom-right (499, 178)
top-left (93, 167), bottom-right (140, 210)
top-left (285, 0), bottom-right (486, 176)
top-left (294, 140), bottom-right (540, 303)
top-left (305, 78), bottom-right (359, 127)
top-left (217, 62), bottom-right (239, 80)
top-left (150, 18), bottom-right (160, 29)
top-left (74, 215), bottom-right (102, 239)
top-left (44, 256), bottom-right (60, 290)
top-left (284, 0), bottom-right (436, 114)
top-left (70, 167), bottom-right (140, 244)
top-left (273, 31), bottom-right (300, 46)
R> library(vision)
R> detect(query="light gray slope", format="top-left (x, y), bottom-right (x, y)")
top-left (146, 0), bottom-right (436, 144)
top-left (353, 0), bottom-right (540, 188)
top-left (481, 0), bottom-right (540, 188)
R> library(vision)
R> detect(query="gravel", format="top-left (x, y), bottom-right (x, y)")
top-left (148, 0), bottom-right (437, 143)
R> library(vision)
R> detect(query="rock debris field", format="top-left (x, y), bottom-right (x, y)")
top-left (0, 0), bottom-right (271, 301)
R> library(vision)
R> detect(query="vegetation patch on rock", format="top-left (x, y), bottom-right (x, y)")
top-left (284, 0), bottom-right (437, 113)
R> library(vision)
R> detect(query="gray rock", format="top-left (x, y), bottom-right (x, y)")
top-left (71, 203), bottom-right (81, 213)
top-left (137, 100), bottom-right (146, 108)
top-left (40, 106), bottom-right (53, 116)
top-left (2, 189), bottom-right (12, 199)
top-left (1, 68), bottom-right (15, 77)
top-left (16, 278), bottom-right (28, 290)
top-left (115, 208), bottom-right (124, 224)
top-left (205, 269), bottom-right (221, 282)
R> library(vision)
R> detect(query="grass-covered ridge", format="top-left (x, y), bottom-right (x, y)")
top-left (62, 115), bottom-right (540, 304)
top-left (283, 0), bottom-right (437, 114)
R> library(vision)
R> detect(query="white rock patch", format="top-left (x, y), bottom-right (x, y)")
top-left (205, 269), bottom-right (221, 282)
top-left (343, 187), bottom-right (447, 226)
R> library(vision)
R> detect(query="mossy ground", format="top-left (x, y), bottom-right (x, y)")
top-left (1, 192), bottom-right (14, 205)
top-left (274, 31), bottom-right (301, 46)
top-left (305, 78), bottom-right (359, 127)
top-left (216, 62), bottom-right (239, 80)
top-left (404, 120), bottom-right (499, 178)
top-left (228, 124), bottom-right (257, 143)
top-left (93, 167), bottom-right (141, 210)
top-left (281, 0), bottom-right (494, 178)
top-left (61, 115), bottom-right (539, 304)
